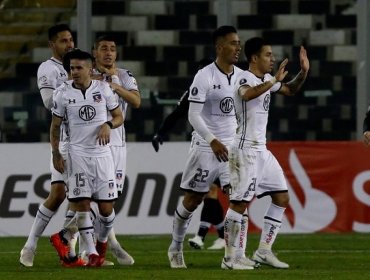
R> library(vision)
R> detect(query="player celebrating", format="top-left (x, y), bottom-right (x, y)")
top-left (223, 37), bottom-right (309, 269)
top-left (152, 58), bottom-right (226, 251)
top-left (167, 26), bottom-right (243, 268)
top-left (20, 24), bottom-right (75, 267)
top-left (51, 49), bottom-right (123, 266)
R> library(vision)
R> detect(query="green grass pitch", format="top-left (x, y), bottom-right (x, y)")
top-left (1, 233), bottom-right (370, 280)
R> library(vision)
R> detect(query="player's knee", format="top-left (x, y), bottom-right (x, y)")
top-left (272, 192), bottom-right (289, 208)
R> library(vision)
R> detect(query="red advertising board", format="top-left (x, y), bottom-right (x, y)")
top-left (219, 142), bottom-right (370, 233)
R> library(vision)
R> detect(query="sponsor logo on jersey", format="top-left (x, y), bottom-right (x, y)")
top-left (79, 105), bottom-right (96, 121)
top-left (263, 94), bottom-right (270, 111)
top-left (191, 87), bottom-right (198, 96)
top-left (213, 84), bottom-right (221, 89)
top-left (39, 75), bottom-right (48, 83)
top-left (73, 188), bottom-right (80, 196)
top-left (68, 99), bottom-right (76, 104)
top-left (220, 97), bottom-right (234, 113)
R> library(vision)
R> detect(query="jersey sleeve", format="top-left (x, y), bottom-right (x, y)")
top-left (37, 62), bottom-right (59, 90)
top-left (265, 73), bottom-right (282, 93)
top-left (102, 82), bottom-right (120, 111)
top-left (157, 91), bottom-right (189, 136)
top-left (51, 88), bottom-right (65, 118)
top-left (118, 69), bottom-right (139, 91)
top-left (188, 69), bottom-right (209, 103)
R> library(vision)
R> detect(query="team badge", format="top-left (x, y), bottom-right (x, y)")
top-left (191, 87), bottom-right (198, 96)
top-left (93, 94), bottom-right (102, 103)
top-left (263, 94), bottom-right (270, 111)
top-left (239, 78), bottom-right (247, 85)
top-left (109, 180), bottom-right (114, 189)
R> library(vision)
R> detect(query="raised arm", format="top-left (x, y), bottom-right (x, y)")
top-left (278, 46), bottom-right (309, 96)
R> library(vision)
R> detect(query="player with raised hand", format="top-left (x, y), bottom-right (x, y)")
top-left (223, 37), bottom-right (309, 270)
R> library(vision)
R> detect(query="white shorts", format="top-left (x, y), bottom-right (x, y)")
top-left (66, 153), bottom-right (117, 201)
top-left (110, 146), bottom-right (126, 194)
top-left (180, 145), bottom-right (230, 193)
top-left (229, 147), bottom-right (287, 202)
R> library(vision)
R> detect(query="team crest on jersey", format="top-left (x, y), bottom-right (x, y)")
top-left (53, 101), bottom-right (57, 109)
top-left (79, 105), bottom-right (96, 121)
top-left (109, 180), bottom-right (115, 189)
top-left (220, 97), bottom-right (234, 113)
top-left (191, 87), bottom-right (198, 96)
top-left (239, 78), bottom-right (247, 85)
top-left (93, 93), bottom-right (102, 103)
top-left (263, 94), bottom-right (270, 111)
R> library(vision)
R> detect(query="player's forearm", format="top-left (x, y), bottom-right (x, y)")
top-left (111, 84), bottom-right (141, 108)
top-left (158, 106), bottom-right (187, 136)
top-left (240, 80), bottom-right (274, 101)
top-left (188, 103), bottom-right (215, 144)
top-left (285, 70), bottom-right (307, 95)
top-left (50, 123), bottom-right (61, 153)
top-left (40, 88), bottom-right (55, 110)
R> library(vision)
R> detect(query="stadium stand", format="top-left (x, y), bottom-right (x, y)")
top-left (0, 0), bottom-right (357, 142)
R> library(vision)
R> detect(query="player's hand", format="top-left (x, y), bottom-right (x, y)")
top-left (275, 58), bottom-right (289, 82)
top-left (52, 151), bottom-right (65, 173)
top-left (299, 46), bottom-right (310, 73)
top-left (210, 139), bottom-right (228, 162)
top-left (152, 134), bottom-right (163, 152)
top-left (97, 123), bottom-right (111, 145)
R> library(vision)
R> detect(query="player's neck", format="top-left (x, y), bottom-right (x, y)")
top-left (215, 59), bottom-right (234, 75)
top-left (73, 79), bottom-right (92, 91)
top-left (249, 66), bottom-right (264, 78)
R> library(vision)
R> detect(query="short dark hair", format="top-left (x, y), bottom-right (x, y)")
top-left (63, 49), bottom-right (93, 71)
top-left (48, 24), bottom-right (72, 41)
top-left (212, 25), bottom-right (237, 45)
top-left (244, 37), bottom-right (269, 62)
top-left (93, 35), bottom-right (117, 50)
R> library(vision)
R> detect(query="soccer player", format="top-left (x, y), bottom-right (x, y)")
top-left (19, 24), bottom-right (75, 267)
top-left (152, 58), bottom-right (226, 251)
top-left (92, 35), bottom-right (140, 264)
top-left (167, 26), bottom-right (243, 268)
top-left (51, 40), bottom-right (138, 266)
top-left (51, 49), bottom-right (123, 267)
top-left (223, 37), bottom-right (309, 269)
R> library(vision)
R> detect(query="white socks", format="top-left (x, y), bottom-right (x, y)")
top-left (258, 203), bottom-right (285, 251)
top-left (224, 208), bottom-right (242, 260)
top-left (24, 204), bottom-right (54, 249)
top-left (170, 203), bottom-right (193, 251)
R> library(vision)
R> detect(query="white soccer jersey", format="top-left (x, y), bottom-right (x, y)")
top-left (103, 68), bottom-right (139, 146)
top-left (52, 80), bottom-right (119, 157)
top-left (234, 71), bottom-right (282, 150)
top-left (37, 57), bottom-right (69, 145)
top-left (188, 62), bottom-right (242, 147)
